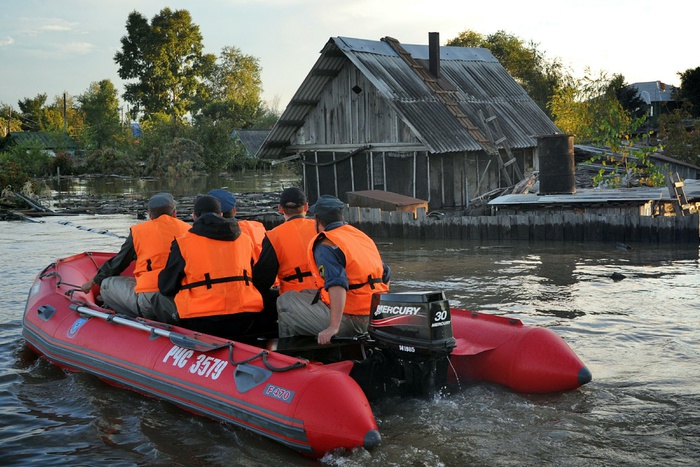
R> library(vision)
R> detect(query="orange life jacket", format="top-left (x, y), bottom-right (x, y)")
top-left (266, 217), bottom-right (318, 293)
top-left (239, 220), bottom-right (266, 261)
top-left (309, 224), bottom-right (389, 315)
top-left (131, 215), bottom-right (191, 293)
top-left (174, 232), bottom-right (263, 318)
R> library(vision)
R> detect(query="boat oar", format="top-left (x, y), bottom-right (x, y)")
top-left (69, 304), bottom-right (228, 352)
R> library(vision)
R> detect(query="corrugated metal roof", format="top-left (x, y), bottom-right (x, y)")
top-left (630, 81), bottom-right (679, 103)
top-left (2, 131), bottom-right (77, 150)
top-left (258, 36), bottom-right (560, 159)
top-left (489, 180), bottom-right (700, 205)
top-left (231, 129), bottom-right (270, 156)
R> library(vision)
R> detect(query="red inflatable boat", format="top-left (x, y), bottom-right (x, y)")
top-left (22, 252), bottom-right (591, 458)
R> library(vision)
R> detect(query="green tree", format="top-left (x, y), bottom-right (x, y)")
top-left (609, 74), bottom-right (648, 121)
top-left (447, 29), bottom-right (564, 117)
top-left (44, 94), bottom-right (85, 137)
top-left (549, 70), bottom-right (663, 188)
top-left (114, 8), bottom-right (216, 122)
top-left (678, 66), bottom-right (700, 118)
top-left (189, 116), bottom-right (240, 170)
top-left (548, 70), bottom-right (635, 145)
top-left (254, 98), bottom-right (281, 129)
top-left (77, 80), bottom-right (124, 149)
top-left (17, 93), bottom-right (85, 142)
top-left (17, 94), bottom-right (49, 131)
top-left (658, 108), bottom-right (700, 165)
top-left (198, 46), bottom-right (264, 128)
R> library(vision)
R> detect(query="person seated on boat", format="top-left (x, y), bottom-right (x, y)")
top-left (252, 187), bottom-right (318, 308)
top-left (152, 194), bottom-right (268, 339)
top-left (253, 187), bottom-right (317, 295)
top-left (276, 195), bottom-right (391, 345)
top-left (208, 189), bottom-right (266, 261)
top-left (80, 192), bottom-right (190, 319)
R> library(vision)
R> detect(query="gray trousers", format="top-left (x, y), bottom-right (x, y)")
top-left (276, 289), bottom-right (368, 338)
top-left (99, 276), bottom-right (158, 320)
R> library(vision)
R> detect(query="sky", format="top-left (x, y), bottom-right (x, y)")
top-left (0, 0), bottom-right (697, 114)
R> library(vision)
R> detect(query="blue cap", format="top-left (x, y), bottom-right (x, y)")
top-left (207, 189), bottom-right (236, 213)
top-left (147, 192), bottom-right (175, 210)
top-left (308, 195), bottom-right (345, 222)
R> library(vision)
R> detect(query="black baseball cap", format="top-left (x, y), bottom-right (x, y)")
top-left (279, 188), bottom-right (307, 207)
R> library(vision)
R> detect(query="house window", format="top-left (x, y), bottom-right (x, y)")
top-left (372, 153), bottom-right (384, 189)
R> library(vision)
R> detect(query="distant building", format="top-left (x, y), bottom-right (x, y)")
top-left (629, 81), bottom-right (681, 129)
top-left (0, 131), bottom-right (77, 156)
top-left (257, 34), bottom-right (560, 210)
top-left (230, 129), bottom-right (270, 157)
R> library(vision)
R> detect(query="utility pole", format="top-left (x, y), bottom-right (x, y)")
top-left (63, 92), bottom-right (67, 133)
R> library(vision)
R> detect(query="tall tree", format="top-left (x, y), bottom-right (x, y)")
top-left (44, 93), bottom-right (83, 135)
top-left (447, 30), bottom-right (564, 117)
top-left (678, 66), bottom-right (700, 118)
top-left (609, 74), bottom-right (647, 121)
top-left (17, 94), bottom-right (49, 131)
top-left (197, 46), bottom-right (264, 128)
top-left (78, 80), bottom-right (123, 149)
top-left (114, 8), bottom-right (215, 122)
top-left (549, 70), bottom-right (634, 146)
top-left (549, 70), bottom-right (662, 188)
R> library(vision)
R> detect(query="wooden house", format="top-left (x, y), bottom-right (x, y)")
top-left (257, 34), bottom-right (561, 210)
top-left (629, 81), bottom-right (681, 130)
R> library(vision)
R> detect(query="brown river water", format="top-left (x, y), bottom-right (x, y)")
top-left (1, 175), bottom-right (699, 465)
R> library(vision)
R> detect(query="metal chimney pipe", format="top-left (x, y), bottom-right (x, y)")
top-left (429, 32), bottom-right (440, 78)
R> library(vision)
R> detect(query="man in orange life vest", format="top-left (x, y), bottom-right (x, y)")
top-left (253, 188), bottom-right (317, 331)
top-left (276, 195), bottom-right (391, 344)
top-left (155, 194), bottom-right (265, 338)
top-left (253, 187), bottom-right (318, 297)
top-left (80, 192), bottom-right (190, 319)
top-left (208, 189), bottom-right (266, 261)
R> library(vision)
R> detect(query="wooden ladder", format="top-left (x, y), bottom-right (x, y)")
top-left (479, 110), bottom-right (523, 186)
top-left (666, 172), bottom-right (692, 216)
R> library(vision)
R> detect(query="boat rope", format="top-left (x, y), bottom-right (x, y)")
top-left (57, 220), bottom-right (127, 239)
top-left (39, 253), bottom-right (100, 291)
top-left (83, 252), bottom-right (101, 270)
top-left (38, 270), bottom-right (83, 291)
top-left (227, 346), bottom-right (307, 372)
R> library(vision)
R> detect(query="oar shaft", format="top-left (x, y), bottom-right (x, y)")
top-left (70, 304), bottom-right (173, 338)
top-left (69, 304), bottom-right (229, 352)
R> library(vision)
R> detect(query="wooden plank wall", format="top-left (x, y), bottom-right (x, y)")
top-left (344, 207), bottom-right (700, 243)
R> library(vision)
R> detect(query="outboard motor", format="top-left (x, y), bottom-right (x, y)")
top-left (358, 291), bottom-right (456, 398)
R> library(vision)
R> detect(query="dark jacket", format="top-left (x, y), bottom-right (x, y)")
top-left (158, 213), bottom-right (242, 297)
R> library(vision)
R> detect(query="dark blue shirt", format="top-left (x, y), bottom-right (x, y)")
top-left (313, 221), bottom-right (391, 290)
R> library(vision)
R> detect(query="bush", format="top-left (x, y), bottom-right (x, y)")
top-left (1, 141), bottom-right (52, 177)
top-left (144, 137), bottom-right (205, 177)
top-left (0, 159), bottom-right (30, 191)
top-left (85, 148), bottom-right (141, 176)
top-left (49, 151), bottom-right (75, 175)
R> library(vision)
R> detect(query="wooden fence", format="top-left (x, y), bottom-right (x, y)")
top-left (342, 207), bottom-right (700, 244)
